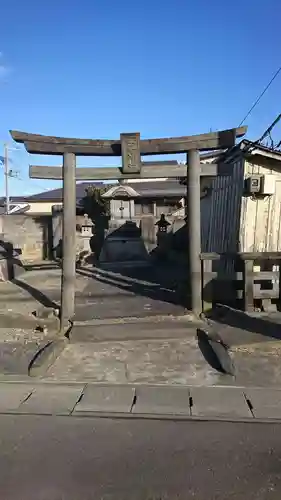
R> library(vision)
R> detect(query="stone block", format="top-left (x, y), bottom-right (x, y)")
top-left (0, 384), bottom-right (34, 412)
top-left (74, 385), bottom-right (135, 414)
top-left (19, 384), bottom-right (84, 415)
top-left (99, 237), bottom-right (149, 263)
top-left (191, 387), bottom-right (252, 418)
top-left (133, 386), bottom-right (191, 415)
top-left (245, 388), bottom-right (281, 419)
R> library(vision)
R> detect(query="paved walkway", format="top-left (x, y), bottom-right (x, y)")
top-left (42, 327), bottom-right (281, 388)
top-left (74, 264), bottom-right (186, 321)
top-left (1, 381), bottom-right (281, 421)
top-left (0, 264), bottom-right (186, 377)
top-left (0, 264), bottom-right (186, 323)
top-left (2, 265), bottom-right (281, 390)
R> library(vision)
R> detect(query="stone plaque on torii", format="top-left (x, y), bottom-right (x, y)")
top-left (10, 127), bottom-right (247, 331)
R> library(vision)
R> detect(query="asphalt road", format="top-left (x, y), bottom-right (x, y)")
top-left (0, 415), bottom-right (281, 499)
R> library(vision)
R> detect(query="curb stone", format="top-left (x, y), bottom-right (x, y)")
top-left (73, 313), bottom-right (204, 327)
top-left (0, 383), bottom-right (281, 423)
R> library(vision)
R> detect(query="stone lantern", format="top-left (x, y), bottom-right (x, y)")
top-left (76, 214), bottom-right (95, 268)
top-left (80, 214), bottom-right (94, 253)
top-left (155, 214), bottom-right (171, 258)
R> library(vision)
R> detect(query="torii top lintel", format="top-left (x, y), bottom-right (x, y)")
top-left (10, 127), bottom-right (247, 156)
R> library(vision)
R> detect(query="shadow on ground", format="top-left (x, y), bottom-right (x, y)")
top-left (76, 261), bottom-right (189, 309)
top-left (207, 305), bottom-right (281, 344)
top-left (10, 259), bottom-right (281, 345)
top-left (24, 262), bottom-right (60, 271)
top-left (12, 278), bottom-right (59, 310)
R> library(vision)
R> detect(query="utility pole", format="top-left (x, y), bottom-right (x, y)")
top-left (4, 143), bottom-right (10, 215)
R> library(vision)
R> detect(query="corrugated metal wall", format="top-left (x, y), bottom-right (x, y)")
top-left (201, 158), bottom-right (245, 253)
top-left (240, 159), bottom-right (281, 251)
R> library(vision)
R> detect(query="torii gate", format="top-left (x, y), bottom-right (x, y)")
top-left (10, 127), bottom-right (247, 331)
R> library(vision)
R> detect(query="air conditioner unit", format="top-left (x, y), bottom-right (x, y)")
top-left (261, 175), bottom-right (275, 195)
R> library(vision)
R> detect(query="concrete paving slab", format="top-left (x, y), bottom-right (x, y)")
top-left (43, 339), bottom-right (222, 386)
top-left (228, 344), bottom-right (281, 388)
top-left (133, 386), bottom-right (190, 415)
top-left (74, 385), bottom-right (135, 413)
top-left (18, 384), bottom-right (84, 415)
top-left (0, 383), bottom-right (34, 412)
top-left (45, 344), bottom-right (128, 383)
top-left (191, 387), bottom-right (252, 419)
top-left (245, 388), bottom-right (281, 419)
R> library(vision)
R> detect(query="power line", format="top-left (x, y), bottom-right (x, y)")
top-left (243, 113), bottom-right (281, 157)
top-left (5, 154), bottom-right (56, 193)
top-left (224, 113), bottom-right (281, 160)
top-left (12, 174), bottom-right (58, 193)
top-left (238, 65), bottom-right (281, 127)
top-left (259, 113), bottom-right (281, 146)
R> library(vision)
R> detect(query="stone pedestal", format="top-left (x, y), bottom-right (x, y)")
top-left (99, 220), bottom-right (149, 267)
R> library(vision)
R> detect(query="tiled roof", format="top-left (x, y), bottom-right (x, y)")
top-left (0, 182), bottom-right (104, 205)
top-left (125, 179), bottom-right (186, 197)
top-left (0, 179), bottom-right (186, 207)
top-left (27, 182), bottom-right (104, 201)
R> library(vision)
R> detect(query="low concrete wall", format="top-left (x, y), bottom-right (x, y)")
top-left (0, 215), bottom-right (52, 261)
top-left (0, 212), bottom-right (187, 264)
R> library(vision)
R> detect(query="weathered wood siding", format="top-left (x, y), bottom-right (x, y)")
top-left (201, 158), bottom-right (245, 253)
top-left (240, 158), bottom-right (281, 251)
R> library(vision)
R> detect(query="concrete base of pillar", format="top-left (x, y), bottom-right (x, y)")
top-left (0, 258), bottom-right (26, 282)
top-left (76, 251), bottom-right (96, 268)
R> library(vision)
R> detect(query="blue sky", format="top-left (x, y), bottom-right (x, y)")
top-left (0, 0), bottom-right (281, 196)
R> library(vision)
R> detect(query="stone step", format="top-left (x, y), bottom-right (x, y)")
top-left (69, 319), bottom-right (198, 343)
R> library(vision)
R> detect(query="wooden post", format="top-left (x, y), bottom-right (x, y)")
top-left (60, 152), bottom-right (76, 331)
top-left (243, 259), bottom-right (254, 312)
top-left (187, 149), bottom-right (202, 315)
top-left (202, 258), bottom-right (213, 313)
top-left (51, 205), bottom-right (63, 259)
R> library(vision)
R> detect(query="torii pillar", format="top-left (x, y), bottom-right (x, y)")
top-left (61, 153), bottom-right (76, 329)
top-left (186, 150), bottom-right (201, 315)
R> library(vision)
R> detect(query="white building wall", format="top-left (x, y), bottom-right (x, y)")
top-left (240, 158), bottom-right (281, 251)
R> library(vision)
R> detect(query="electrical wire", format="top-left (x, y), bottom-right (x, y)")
top-left (259, 113), bottom-right (281, 144)
top-left (238, 65), bottom-right (281, 127)
top-left (239, 113), bottom-right (281, 158)
top-left (12, 174), bottom-right (59, 194)
top-left (4, 153), bottom-right (57, 193)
